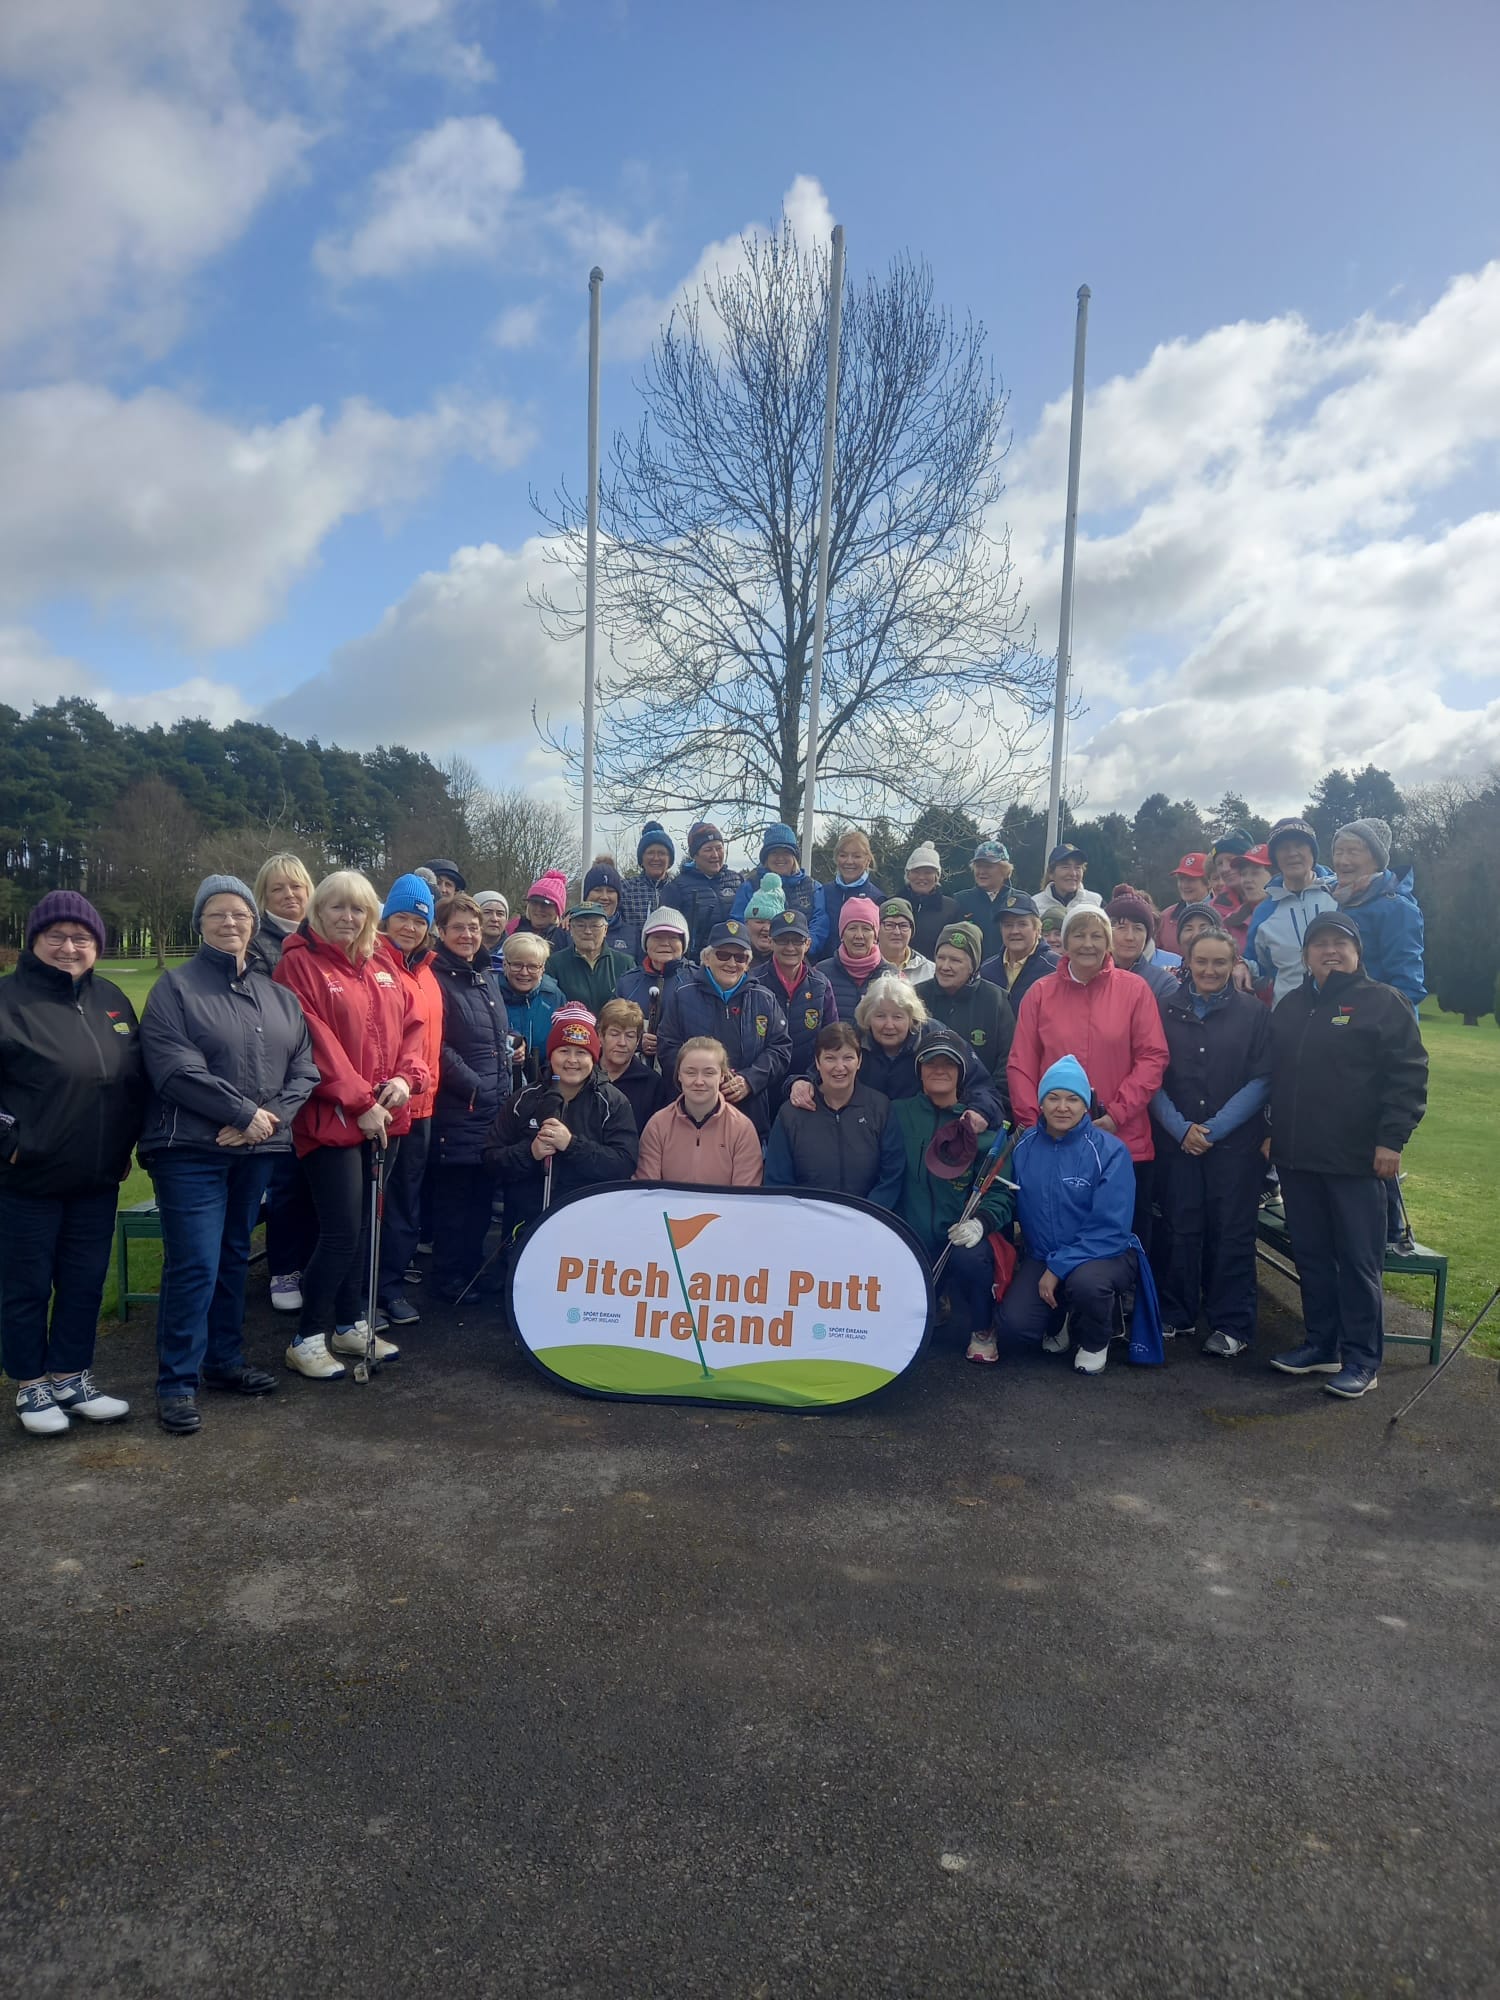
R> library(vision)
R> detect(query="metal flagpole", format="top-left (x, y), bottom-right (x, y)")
top-left (1044, 283), bottom-right (1091, 864)
top-left (582, 265), bottom-right (604, 873)
top-left (801, 224), bottom-right (846, 868)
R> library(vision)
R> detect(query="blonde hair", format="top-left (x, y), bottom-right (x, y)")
top-left (254, 851), bottom-right (314, 911)
top-left (855, 976), bottom-right (928, 1032)
top-left (308, 869), bottom-right (382, 962)
top-left (675, 1035), bottom-right (730, 1079)
top-left (597, 998), bottom-right (644, 1038)
top-left (1061, 907), bottom-right (1113, 949)
top-left (502, 932), bottom-right (550, 967)
top-left (834, 828), bottom-right (873, 866)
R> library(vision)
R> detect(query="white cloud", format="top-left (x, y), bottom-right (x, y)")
top-left (0, 0), bottom-right (247, 89)
top-left (609, 172), bottom-right (835, 361)
top-left (0, 384), bottom-right (533, 650)
top-left (315, 114), bottom-right (660, 285)
top-left (1002, 262), bottom-right (1500, 815)
top-left (491, 301), bottom-right (544, 349)
top-left (0, 623), bottom-right (246, 728)
top-left (0, 85), bottom-right (308, 362)
top-left (279, 0), bottom-right (492, 80)
top-left (259, 538), bottom-right (579, 752)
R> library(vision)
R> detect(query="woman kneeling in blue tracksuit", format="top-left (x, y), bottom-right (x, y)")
top-left (996, 1055), bottom-right (1163, 1376)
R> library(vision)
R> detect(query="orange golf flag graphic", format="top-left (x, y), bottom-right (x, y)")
top-left (665, 1213), bottom-right (719, 1250)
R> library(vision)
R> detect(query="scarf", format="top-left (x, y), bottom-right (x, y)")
top-left (836, 870), bottom-right (869, 892)
top-left (838, 937), bottom-right (884, 979)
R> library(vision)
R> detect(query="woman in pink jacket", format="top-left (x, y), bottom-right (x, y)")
top-left (1007, 905), bottom-right (1170, 1246)
top-left (635, 1037), bottom-right (764, 1188)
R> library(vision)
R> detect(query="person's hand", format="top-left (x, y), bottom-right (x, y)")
top-left (357, 1102), bottom-right (392, 1145)
top-left (947, 1217), bottom-right (983, 1249)
top-left (242, 1107), bottom-right (279, 1145)
top-left (1094, 1113), bottom-right (1117, 1135)
top-left (538, 1117), bottom-right (572, 1153)
top-left (530, 1134), bottom-right (553, 1162)
top-left (377, 1078), bottom-right (410, 1111)
top-left (1183, 1123), bottom-right (1213, 1157)
top-left (216, 1124), bottom-right (247, 1148)
top-left (1231, 960), bottom-right (1254, 993)
top-left (1373, 1146), bottom-right (1402, 1180)
top-left (640, 1030), bottom-right (658, 1058)
top-left (962, 1108), bottom-right (988, 1135)
top-left (788, 1080), bottom-right (815, 1112)
top-left (721, 1073), bottom-right (749, 1104)
top-left (1038, 1269), bottom-right (1060, 1308)
top-left (1261, 1135), bottom-right (1272, 1160)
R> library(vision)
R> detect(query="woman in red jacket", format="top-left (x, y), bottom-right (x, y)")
top-left (1007, 904), bottom-right (1170, 1245)
top-left (273, 870), bottom-right (430, 1380)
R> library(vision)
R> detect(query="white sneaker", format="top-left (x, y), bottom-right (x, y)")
top-left (965, 1332), bottom-right (999, 1365)
top-left (331, 1323), bottom-right (400, 1363)
top-left (270, 1272), bottom-right (303, 1313)
top-left (1074, 1346), bottom-right (1108, 1375)
top-left (48, 1370), bottom-right (129, 1423)
top-left (285, 1334), bottom-right (346, 1380)
top-left (1042, 1328), bottom-right (1070, 1355)
top-left (16, 1383), bottom-right (69, 1435)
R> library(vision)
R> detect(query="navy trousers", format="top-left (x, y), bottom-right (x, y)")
top-left (149, 1149), bottom-right (276, 1397)
top-left (1279, 1168), bottom-right (1386, 1372)
top-left (1152, 1142), bottom-right (1263, 1340)
top-left (997, 1252), bottom-right (1135, 1354)
top-left (378, 1117), bottom-right (430, 1303)
top-left (264, 1150), bottom-right (318, 1278)
top-left (0, 1187), bottom-right (117, 1381)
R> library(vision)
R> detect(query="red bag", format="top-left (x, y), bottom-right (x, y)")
top-left (988, 1231), bottom-right (1017, 1303)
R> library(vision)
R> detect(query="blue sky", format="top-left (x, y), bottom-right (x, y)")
top-left (3, 0), bottom-right (1498, 840)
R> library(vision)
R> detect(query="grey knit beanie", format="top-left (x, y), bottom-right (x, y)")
top-left (1334, 818), bottom-right (1391, 872)
top-left (193, 874), bottom-right (259, 934)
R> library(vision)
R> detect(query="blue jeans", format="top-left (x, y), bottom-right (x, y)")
top-left (0, 1186), bottom-right (118, 1381)
top-left (149, 1149), bottom-right (276, 1397)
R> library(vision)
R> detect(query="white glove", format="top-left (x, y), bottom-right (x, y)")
top-left (947, 1217), bottom-right (984, 1249)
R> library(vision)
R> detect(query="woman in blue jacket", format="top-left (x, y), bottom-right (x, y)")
top-left (729, 824), bottom-right (830, 957)
top-left (996, 1054), bottom-right (1163, 1376)
top-left (496, 933), bottom-right (563, 1091)
top-left (429, 894), bottom-right (512, 1300)
top-left (1150, 928), bottom-right (1271, 1357)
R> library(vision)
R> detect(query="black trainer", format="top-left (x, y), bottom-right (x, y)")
top-left (202, 1366), bottom-right (277, 1395)
top-left (380, 1296), bottom-right (421, 1326)
top-left (157, 1396), bottom-right (202, 1434)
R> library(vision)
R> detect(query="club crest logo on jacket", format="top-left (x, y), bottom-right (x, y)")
top-left (804, 1008), bottom-right (820, 1031)
top-left (374, 969), bottom-right (396, 988)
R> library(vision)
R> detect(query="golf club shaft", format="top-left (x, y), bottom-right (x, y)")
top-left (1388, 1284), bottom-right (1500, 1424)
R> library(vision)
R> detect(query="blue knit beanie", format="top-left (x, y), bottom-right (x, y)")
top-left (1038, 1054), bottom-right (1091, 1106)
top-left (637, 821), bottom-right (676, 867)
top-left (382, 874), bottom-right (436, 924)
top-left (193, 875), bottom-right (259, 934)
top-left (760, 822), bottom-right (800, 866)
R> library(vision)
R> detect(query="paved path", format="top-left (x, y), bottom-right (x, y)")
top-left (4, 1274), bottom-right (1497, 1998)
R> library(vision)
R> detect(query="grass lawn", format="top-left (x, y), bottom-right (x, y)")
top-left (87, 966), bottom-right (1500, 1352)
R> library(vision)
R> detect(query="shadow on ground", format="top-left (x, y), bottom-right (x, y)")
top-left (3, 1267), bottom-right (1497, 1998)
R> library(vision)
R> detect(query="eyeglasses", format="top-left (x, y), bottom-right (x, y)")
top-left (38, 931), bottom-right (96, 949)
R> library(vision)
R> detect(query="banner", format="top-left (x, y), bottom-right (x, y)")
top-left (509, 1182), bottom-right (933, 1410)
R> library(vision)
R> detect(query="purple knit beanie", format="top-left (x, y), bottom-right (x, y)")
top-left (26, 891), bottom-right (106, 953)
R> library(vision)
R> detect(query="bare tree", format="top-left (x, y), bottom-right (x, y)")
top-left (533, 226), bottom-right (1052, 833)
top-left (469, 786), bottom-right (580, 906)
top-left (106, 777), bottom-right (202, 966)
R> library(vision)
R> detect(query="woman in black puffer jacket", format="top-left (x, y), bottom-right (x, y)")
top-left (0, 893), bottom-right (146, 1436)
top-left (429, 894), bottom-right (513, 1299)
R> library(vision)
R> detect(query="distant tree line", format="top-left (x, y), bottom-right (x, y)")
top-left (2, 702), bottom-right (1495, 1021)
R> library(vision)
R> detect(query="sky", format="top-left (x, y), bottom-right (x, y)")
top-left (2, 0), bottom-right (1498, 850)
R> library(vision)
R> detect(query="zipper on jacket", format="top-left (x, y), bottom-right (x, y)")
top-left (76, 988), bottom-right (111, 1186)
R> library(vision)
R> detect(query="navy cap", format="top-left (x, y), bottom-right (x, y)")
top-left (706, 919), bottom-right (753, 952)
top-left (1000, 892), bottom-right (1040, 919)
top-left (768, 909), bottom-right (810, 941)
top-left (1302, 912), bottom-right (1363, 952)
top-left (1048, 843), bottom-right (1086, 866)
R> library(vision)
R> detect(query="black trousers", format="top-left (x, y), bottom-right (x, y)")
top-left (264, 1149), bottom-right (318, 1278)
top-left (1132, 1160), bottom-right (1155, 1255)
top-left (299, 1140), bottom-right (400, 1336)
top-left (432, 1162), bottom-right (497, 1292)
top-left (1279, 1168), bottom-right (1386, 1372)
top-left (1152, 1141), bottom-right (1263, 1340)
top-left (997, 1252), bottom-right (1135, 1355)
top-left (378, 1117), bottom-right (430, 1302)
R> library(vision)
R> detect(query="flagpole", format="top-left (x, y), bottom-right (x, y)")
top-left (1044, 284), bottom-right (1090, 864)
top-left (582, 265), bottom-right (603, 872)
top-left (801, 223), bottom-right (846, 868)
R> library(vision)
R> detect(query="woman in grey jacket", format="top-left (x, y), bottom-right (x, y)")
top-left (138, 876), bottom-right (319, 1435)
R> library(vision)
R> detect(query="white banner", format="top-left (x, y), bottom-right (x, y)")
top-left (509, 1183), bottom-right (933, 1409)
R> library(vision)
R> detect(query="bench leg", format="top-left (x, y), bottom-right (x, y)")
top-left (1430, 1264), bottom-right (1448, 1366)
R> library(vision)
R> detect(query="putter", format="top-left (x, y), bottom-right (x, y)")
top-left (356, 1139), bottom-right (387, 1384)
top-left (1387, 1283), bottom-right (1500, 1427)
top-left (932, 1127), bottom-right (1017, 1286)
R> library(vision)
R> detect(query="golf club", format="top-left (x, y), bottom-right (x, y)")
top-left (932, 1126), bottom-right (1018, 1286)
top-left (1387, 1282), bottom-right (1500, 1427)
top-left (356, 1137), bottom-right (387, 1384)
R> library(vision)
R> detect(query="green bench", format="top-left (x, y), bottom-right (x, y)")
top-left (1254, 1200), bottom-right (1448, 1364)
top-left (114, 1195), bottom-right (267, 1321)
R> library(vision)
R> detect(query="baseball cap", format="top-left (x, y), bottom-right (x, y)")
top-left (1173, 853), bottom-right (1208, 879)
